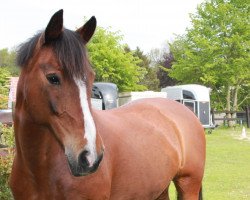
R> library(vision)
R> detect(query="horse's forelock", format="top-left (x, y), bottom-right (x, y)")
top-left (16, 29), bottom-right (91, 81)
top-left (53, 29), bottom-right (89, 80)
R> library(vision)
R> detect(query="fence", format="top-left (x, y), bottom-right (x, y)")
top-left (211, 106), bottom-right (250, 128)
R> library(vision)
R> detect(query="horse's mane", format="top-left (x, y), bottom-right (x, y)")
top-left (16, 29), bottom-right (91, 79)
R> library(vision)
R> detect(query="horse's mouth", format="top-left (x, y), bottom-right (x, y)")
top-left (67, 149), bottom-right (104, 177)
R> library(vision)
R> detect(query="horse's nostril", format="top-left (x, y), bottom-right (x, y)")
top-left (79, 150), bottom-right (90, 167)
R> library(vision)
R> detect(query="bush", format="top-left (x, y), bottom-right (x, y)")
top-left (0, 149), bottom-right (14, 200)
top-left (0, 67), bottom-right (11, 109)
top-left (0, 124), bottom-right (14, 199)
top-left (0, 124), bottom-right (14, 147)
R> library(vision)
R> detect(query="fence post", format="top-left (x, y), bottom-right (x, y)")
top-left (246, 106), bottom-right (250, 128)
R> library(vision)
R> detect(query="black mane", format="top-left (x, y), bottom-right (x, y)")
top-left (16, 29), bottom-right (90, 79)
top-left (16, 32), bottom-right (41, 67)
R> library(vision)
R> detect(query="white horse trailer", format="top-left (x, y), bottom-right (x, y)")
top-left (161, 84), bottom-right (214, 128)
top-left (119, 91), bottom-right (167, 106)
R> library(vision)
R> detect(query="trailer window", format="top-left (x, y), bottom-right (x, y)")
top-left (184, 101), bottom-right (195, 113)
top-left (183, 90), bottom-right (195, 100)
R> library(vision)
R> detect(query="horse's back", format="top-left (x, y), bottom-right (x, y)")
top-left (111, 97), bottom-right (204, 138)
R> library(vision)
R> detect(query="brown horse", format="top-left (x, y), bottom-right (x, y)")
top-left (10, 10), bottom-right (205, 200)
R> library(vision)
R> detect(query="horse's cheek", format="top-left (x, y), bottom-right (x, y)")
top-left (48, 96), bottom-right (61, 115)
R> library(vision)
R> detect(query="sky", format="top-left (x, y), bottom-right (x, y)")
top-left (0, 0), bottom-right (205, 53)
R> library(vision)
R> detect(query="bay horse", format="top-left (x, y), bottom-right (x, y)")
top-left (10, 10), bottom-right (205, 200)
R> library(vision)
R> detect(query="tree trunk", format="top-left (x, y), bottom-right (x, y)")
top-left (226, 86), bottom-right (232, 127)
top-left (231, 84), bottom-right (240, 126)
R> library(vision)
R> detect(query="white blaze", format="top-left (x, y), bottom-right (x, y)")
top-left (74, 78), bottom-right (97, 167)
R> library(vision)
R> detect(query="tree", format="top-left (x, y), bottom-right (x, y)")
top-left (87, 27), bottom-right (146, 92)
top-left (0, 67), bottom-right (11, 109)
top-left (156, 51), bottom-right (177, 88)
top-left (147, 48), bottom-right (177, 89)
top-left (169, 0), bottom-right (250, 122)
top-left (0, 48), bottom-right (19, 109)
top-left (126, 47), bottom-right (159, 91)
top-left (0, 48), bottom-right (19, 76)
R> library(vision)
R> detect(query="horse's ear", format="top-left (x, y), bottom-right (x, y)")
top-left (44, 9), bottom-right (63, 43)
top-left (76, 16), bottom-right (97, 44)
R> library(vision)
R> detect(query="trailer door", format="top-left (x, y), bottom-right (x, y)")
top-left (183, 100), bottom-right (196, 115)
top-left (199, 101), bottom-right (210, 125)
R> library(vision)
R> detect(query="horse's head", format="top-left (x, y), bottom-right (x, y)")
top-left (16, 10), bottom-right (104, 176)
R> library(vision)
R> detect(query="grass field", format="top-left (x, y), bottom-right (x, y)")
top-left (169, 127), bottom-right (250, 199)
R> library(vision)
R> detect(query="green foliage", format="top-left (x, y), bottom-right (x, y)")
top-left (87, 27), bottom-right (147, 92)
top-left (0, 125), bottom-right (14, 200)
top-left (169, 0), bottom-right (250, 110)
top-left (147, 48), bottom-right (177, 89)
top-left (156, 52), bottom-right (177, 88)
top-left (0, 150), bottom-right (14, 200)
top-left (0, 124), bottom-right (15, 147)
top-left (0, 49), bottom-right (19, 76)
top-left (126, 47), bottom-right (160, 91)
top-left (0, 49), bottom-right (15, 67)
top-left (0, 68), bottom-right (11, 109)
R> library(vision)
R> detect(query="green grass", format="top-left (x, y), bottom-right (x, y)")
top-left (169, 127), bottom-right (250, 199)
top-left (203, 127), bottom-right (250, 199)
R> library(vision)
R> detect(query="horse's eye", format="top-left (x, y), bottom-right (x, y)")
top-left (46, 74), bottom-right (60, 85)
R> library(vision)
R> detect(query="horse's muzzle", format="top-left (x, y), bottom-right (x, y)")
top-left (66, 149), bottom-right (104, 177)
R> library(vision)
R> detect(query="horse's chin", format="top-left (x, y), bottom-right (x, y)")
top-left (67, 150), bottom-right (104, 177)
